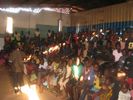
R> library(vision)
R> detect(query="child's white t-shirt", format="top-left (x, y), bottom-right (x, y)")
top-left (113, 49), bottom-right (122, 62)
top-left (118, 90), bottom-right (131, 100)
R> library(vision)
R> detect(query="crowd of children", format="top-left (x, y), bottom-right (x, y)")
top-left (1, 29), bottom-right (133, 100)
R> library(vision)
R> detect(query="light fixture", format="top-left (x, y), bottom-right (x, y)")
top-left (0, 7), bottom-right (70, 14)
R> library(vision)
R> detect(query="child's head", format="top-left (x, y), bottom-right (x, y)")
top-left (105, 77), bottom-right (113, 86)
top-left (68, 58), bottom-right (73, 66)
top-left (102, 83), bottom-right (109, 90)
top-left (104, 69), bottom-right (110, 78)
top-left (83, 57), bottom-right (89, 64)
top-left (93, 62), bottom-right (99, 72)
top-left (40, 58), bottom-right (44, 65)
top-left (121, 82), bottom-right (129, 93)
top-left (62, 60), bottom-right (67, 67)
top-left (87, 58), bottom-right (93, 67)
top-left (115, 42), bottom-right (121, 51)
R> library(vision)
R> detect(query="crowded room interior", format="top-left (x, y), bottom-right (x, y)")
top-left (0, 0), bottom-right (133, 100)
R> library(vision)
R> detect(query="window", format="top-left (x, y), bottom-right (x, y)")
top-left (6, 17), bottom-right (13, 34)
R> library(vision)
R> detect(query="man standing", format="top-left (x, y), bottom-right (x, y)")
top-left (9, 45), bottom-right (25, 93)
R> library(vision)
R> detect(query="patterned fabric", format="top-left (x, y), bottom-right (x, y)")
top-left (100, 89), bottom-right (112, 100)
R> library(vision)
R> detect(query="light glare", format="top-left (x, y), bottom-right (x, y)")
top-left (6, 17), bottom-right (13, 34)
top-left (21, 84), bottom-right (39, 100)
top-left (73, 65), bottom-right (79, 80)
top-left (0, 7), bottom-right (70, 14)
top-left (59, 19), bottom-right (62, 32)
top-left (76, 58), bottom-right (80, 65)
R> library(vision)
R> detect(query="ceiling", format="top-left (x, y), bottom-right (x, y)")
top-left (0, 0), bottom-right (128, 13)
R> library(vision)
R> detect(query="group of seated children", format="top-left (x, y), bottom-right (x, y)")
top-left (25, 55), bottom-right (133, 100)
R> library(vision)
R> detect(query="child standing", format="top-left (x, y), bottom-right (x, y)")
top-left (118, 82), bottom-right (131, 100)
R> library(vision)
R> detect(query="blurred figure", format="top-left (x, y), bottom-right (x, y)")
top-left (125, 50), bottom-right (133, 90)
top-left (14, 31), bottom-right (21, 42)
top-left (80, 58), bottom-right (95, 100)
top-left (118, 49), bottom-right (127, 68)
top-left (118, 82), bottom-right (131, 100)
top-left (9, 45), bottom-right (25, 93)
top-left (130, 90), bottom-right (133, 100)
top-left (37, 57), bottom-right (48, 92)
top-left (113, 42), bottom-right (122, 62)
top-left (105, 41), bottom-right (112, 54)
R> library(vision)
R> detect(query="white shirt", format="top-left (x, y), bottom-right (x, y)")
top-left (113, 49), bottom-right (122, 62)
top-left (65, 65), bottom-right (71, 78)
top-left (48, 32), bottom-right (51, 37)
top-left (118, 91), bottom-right (131, 100)
top-left (35, 31), bottom-right (40, 37)
top-left (39, 61), bottom-right (48, 69)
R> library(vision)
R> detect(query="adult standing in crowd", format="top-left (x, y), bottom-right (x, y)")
top-left (34, 28), bottom-right (41, 47)
top-left (9, 45), bottom-right (26, 93)
top-left (125, 50), bottom-right (133, 90)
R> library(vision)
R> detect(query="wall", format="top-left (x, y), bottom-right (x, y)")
top-left (71, 1), bottom-right (133, 32)
top-left (0, 11), bottom-right (71, 36)
top-left (0, 1), bottom-right (133, 35)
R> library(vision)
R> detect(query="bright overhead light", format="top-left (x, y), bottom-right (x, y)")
top-left (43, 8), bottom-right (55, 12)
top-left (32, 8), bottom-right (42, 13)
top-left (0, 7), bottom-right (70, 14)
top-left (0, 8), bottom-right (19, 13)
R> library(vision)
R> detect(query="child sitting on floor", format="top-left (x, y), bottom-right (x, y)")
top-left (92, 77), bottom-right (113, 100)
top-left (91, 63), bottom-right (101, 92)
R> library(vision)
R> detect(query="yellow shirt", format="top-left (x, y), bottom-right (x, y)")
top-left (52, 62), bottom-right (59, 71)
top-left (94, 75), bottom-right (101, 89)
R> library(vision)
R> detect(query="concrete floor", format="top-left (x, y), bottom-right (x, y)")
top-left (0, 65), bottom-right (62, 100)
